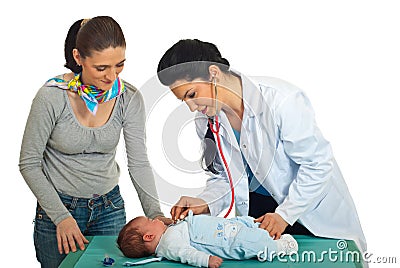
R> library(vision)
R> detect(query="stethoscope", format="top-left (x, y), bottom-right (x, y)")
top-left (207, 76), bottom-right (235, 218)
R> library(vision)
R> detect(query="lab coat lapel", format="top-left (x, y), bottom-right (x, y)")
top-left (215, 112), bottom-right (240, 152)
top-left (213, 112), bottom-right (249, 214)
top-left (240, 75), bottom-right (277, 191)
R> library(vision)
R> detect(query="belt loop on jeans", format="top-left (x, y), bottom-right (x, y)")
top-left (69, 197), bottom-right (78, 210)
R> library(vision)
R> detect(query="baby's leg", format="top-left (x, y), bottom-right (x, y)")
top-left (229, 226), bottom-right (278, 261)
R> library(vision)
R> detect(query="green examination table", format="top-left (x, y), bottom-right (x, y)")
top-left (59, 235), bottom-right (364, 267)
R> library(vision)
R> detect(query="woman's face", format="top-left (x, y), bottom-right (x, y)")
top-left (75, 46), bottom-right (126, 90)
top-left (170, 79), bottom-right (218, 117)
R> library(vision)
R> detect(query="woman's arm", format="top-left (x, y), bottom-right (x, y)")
top-left (19, 88), bottom-right (71, 225)
top-left (122, 86), bottom-right (164, 219)
top-left (19, 87), bottom-right (88, 253)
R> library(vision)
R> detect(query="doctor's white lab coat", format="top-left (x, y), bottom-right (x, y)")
top-left (195, 74), bottom-right (367, 252)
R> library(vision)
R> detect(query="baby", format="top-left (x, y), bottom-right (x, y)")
top-left (117, 211), bottom-right (298, 268)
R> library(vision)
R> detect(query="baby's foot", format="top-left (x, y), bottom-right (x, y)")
top-left (276, 234), bottom-right (298, 255)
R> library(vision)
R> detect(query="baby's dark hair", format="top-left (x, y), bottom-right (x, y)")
top-left (117, 217), bottom-right (153, 258)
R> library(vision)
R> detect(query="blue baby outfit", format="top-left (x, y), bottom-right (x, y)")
top-left (155, 211), bottom-right (277, 267)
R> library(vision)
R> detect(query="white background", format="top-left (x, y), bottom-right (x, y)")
top-left (1, 0), bottom-right (399, 267)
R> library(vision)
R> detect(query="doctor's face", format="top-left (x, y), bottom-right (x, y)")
top-left (170, 79), bottom-right (218, 117)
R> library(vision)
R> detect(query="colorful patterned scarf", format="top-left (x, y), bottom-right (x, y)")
top-left (46, 73), bottom-right (125, 115)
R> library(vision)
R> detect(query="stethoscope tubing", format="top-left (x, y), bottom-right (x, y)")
top-left (207, 77), bottom-right (235, 218)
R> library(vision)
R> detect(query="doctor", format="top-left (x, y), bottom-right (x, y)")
top-left (157, 39), bottom-right (366, 252)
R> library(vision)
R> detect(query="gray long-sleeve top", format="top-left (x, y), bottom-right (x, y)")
top-left (19, 75), bottom-right (163, 225)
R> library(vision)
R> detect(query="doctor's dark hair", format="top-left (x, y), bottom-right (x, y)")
top-left (64, 16), bottom-right (126, 73)
top-left (157, 39), bottom-right (230, 86)
top-left (202, 123), bottom-right (219, 174)
top-left (158, 39), bottom-right (229, 174)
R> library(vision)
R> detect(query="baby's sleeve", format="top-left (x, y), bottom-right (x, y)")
top-left (156, 224), bottom-right (210, 267)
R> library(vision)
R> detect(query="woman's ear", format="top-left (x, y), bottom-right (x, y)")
top-left (72, 48), bottom-right (82, 66)
top-left (208, 65), bottom-right (221, 81)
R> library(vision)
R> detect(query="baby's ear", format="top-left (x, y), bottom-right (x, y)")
top-left (143, 234), bottom-right (155, 242)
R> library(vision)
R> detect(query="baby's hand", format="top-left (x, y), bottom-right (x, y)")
top-left (208, 255), bottom-right (223, 268)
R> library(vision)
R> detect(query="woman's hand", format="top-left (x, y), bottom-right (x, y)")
top-left (154, 215), bottom-right (174, 226)
top-left (170, 196), bottom-right (210, 221)
top-left (255, 212), bottom-right (288, 239)
top-left (56, 216), bottom-right (89, 254)
top-left (208, 255), bottom-right (223, 268)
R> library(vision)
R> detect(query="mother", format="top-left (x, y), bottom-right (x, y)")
top-left (19, 16), bottom-right (170, 268)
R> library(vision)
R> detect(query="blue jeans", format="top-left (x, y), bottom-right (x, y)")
top-left (33, 185), bottom-right (126, 268)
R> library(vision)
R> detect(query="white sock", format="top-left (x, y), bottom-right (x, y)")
top-left (276, 234), bottom-right (298, 255)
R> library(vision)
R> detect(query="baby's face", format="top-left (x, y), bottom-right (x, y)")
top-left (135, 216), bottom-right (167, 236)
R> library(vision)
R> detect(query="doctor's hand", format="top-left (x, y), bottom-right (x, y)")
top-left (56, 216), bottom-right (89, 254)
top-left (170, 196), bottom-right (210, 221)
top-left (255, 212), bottom-right (288, 240)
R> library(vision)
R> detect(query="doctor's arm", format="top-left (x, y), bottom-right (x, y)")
top-left (170, 119), bottom-right (231, 221)
top-left (171, 162), bottom-right (231, 220)
top-left (256, 91), bottom-right (333, 238)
